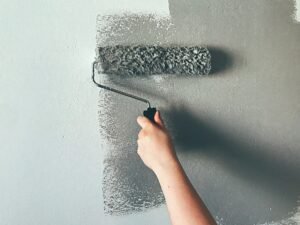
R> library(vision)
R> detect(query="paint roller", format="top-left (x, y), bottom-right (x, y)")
top-left (92, 45), bottom-right (211, 122)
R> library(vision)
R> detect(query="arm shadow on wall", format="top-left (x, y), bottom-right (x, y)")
top-left (164, 104), bottom-right (300, 213)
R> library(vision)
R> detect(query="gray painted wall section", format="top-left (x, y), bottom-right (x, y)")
top-left (98, 0), bottom-right (300, 224)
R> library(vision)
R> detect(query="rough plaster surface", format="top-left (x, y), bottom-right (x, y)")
top-left (97, 46), bottom-right (211, 76)
top-left (97, 0), bottom-right (300, 224)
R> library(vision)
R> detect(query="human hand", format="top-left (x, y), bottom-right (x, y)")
top-left (137, 111), bottom-right (178, 174)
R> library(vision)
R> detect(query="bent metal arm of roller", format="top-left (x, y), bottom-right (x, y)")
top-left (92, 61), bottom-right (151, 108)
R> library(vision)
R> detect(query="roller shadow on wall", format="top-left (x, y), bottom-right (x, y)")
top-left (164, 105), bottom-right (300, 216)
top-left (209, 47), bottom-right (234, 75)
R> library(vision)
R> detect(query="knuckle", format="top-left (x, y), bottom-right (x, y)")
top-left (139, 129), bottom-right (149, 138)
top-left (138, 130), bottom-right (144, 138)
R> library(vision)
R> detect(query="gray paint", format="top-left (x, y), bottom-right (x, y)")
top-left (98, 0), bottom-right (300, 224)
top-left (97, 45), bottom-right (211, 76)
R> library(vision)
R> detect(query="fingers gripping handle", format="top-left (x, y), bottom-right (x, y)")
top-left (143, 107), bottom-right (156, 123)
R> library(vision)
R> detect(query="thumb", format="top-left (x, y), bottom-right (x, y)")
top-left (137, 116), bottom-right (151, 128)
top-left (154, 111), bottom-right (164, 128)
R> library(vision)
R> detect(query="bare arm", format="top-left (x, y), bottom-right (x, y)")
top-left (137, 111), bottom-right (216, 225)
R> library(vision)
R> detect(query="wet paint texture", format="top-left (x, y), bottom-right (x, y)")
top-left (97, 45), bottom-right (211, 76)
top-left (97, 0), bottom-right (300, 224)
top-left (98, 86), bottom-right (165, 215)
top-left (97, 13), bottom-right (173, 215)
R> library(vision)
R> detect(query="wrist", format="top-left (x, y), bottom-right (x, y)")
top-left (153, 156), bottom-right (182, 180)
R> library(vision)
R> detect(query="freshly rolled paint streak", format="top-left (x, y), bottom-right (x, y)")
top-left (97, 0), bottom-right (171, 215)
top-left (252, 2), bottom-right (300, 223)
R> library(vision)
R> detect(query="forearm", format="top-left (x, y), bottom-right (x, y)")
top-left (154, 158), bottom-right (216, 225)
top-left (136, 113), bottom-right (215, 225)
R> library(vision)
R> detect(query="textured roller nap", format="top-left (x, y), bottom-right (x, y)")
top-left (97, 45), bottom-right (211, 76)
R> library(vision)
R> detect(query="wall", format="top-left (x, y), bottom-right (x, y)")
top-left (0, 0), bottom-right (299, 225)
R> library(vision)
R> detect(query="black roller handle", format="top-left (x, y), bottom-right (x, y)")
top-left (143, 107), bottom-right (157, 123)
top-left (93, 62), bottom-right (157, 122)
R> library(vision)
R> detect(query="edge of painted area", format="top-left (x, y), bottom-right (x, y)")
top-left (98, 0), bottom-right (170, 17)
top-left (257, 201), bottom-right (300, 225)
top-left (294, 0), bottom-right (300, 23)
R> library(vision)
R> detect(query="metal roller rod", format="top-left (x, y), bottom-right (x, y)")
top-left (92, 61), bottom-right (151, 108)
